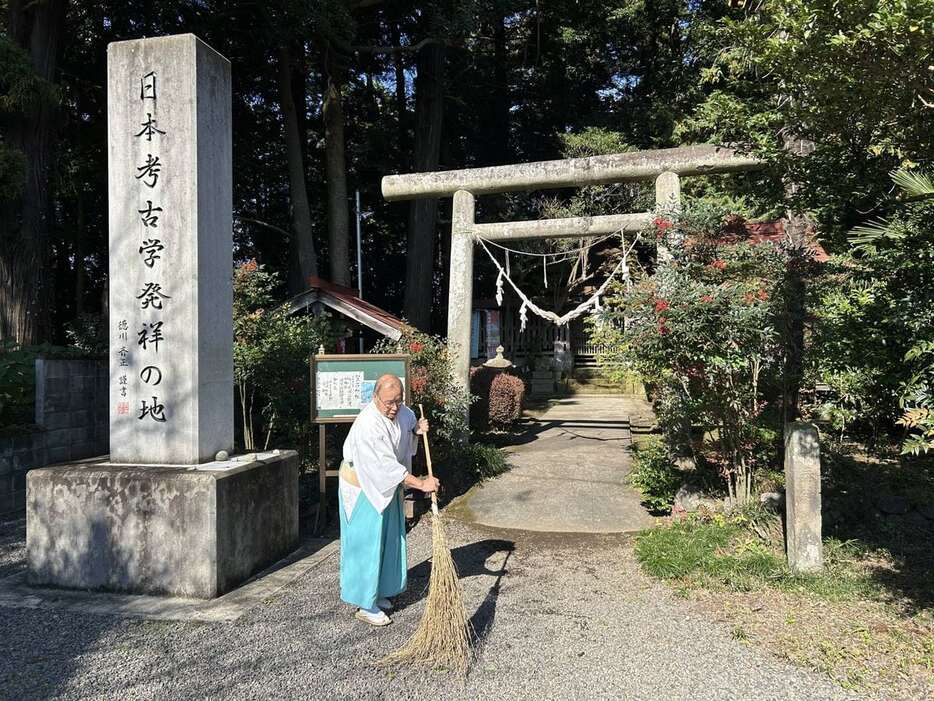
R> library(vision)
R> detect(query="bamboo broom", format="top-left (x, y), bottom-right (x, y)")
top-left (378, 404), bottom-right (472, 674)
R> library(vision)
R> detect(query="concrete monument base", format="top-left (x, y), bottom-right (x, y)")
top-left (25, 450), bottom-right (298, 599)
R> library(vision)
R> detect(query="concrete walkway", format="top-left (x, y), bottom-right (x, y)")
top-left (456, 396), bottom-right (657, 533)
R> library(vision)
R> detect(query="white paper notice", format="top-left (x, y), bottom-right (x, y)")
top-left (317, 371), bottom-right (365, 411)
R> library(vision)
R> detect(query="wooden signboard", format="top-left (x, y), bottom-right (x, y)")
top-left (311, 354), bottom-right (410, 423)
top-left (310, 353), bottom-right (410, 530)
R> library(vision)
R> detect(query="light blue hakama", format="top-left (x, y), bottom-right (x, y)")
top-left (339, 479), bottom-right (407, 609)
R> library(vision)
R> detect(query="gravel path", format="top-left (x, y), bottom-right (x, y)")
top-left (0, 514), bottom-right (875, 701)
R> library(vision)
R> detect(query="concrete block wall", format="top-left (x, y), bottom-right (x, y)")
top-left (0, 358), bottom-right (108, 518)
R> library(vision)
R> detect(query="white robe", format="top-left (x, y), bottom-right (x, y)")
top-left (341, 401), bottom-right (418, 516)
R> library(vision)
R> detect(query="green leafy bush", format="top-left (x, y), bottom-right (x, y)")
top-left (233, 260), bottom-right (336, 452)
top-left (628, 438), bottom-right (682, 513)
top-left (373, 329), bottom-right (478, 494)
top-left (461, 441), bottom-right (509, 481)
top-left (64, 313), bottom-right (107, 356)
top-left (0, 342), bottom-right (35, 427)
top-left (805, 201), bottom-right (934, 448)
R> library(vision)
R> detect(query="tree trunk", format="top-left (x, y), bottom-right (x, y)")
top-left (391, 20), bottom-right (408, 155)
top-left (477, 10), bottom-right (509, 165)
top-left (74, 190), bottom-right (86, 317)
top-left (276, 44), bottom-right (318, 293)
top-left (403, 43), bottom-right (444, 330)
top-left (0, 0), bottom-right (66, 345)
top-left (323, 78), bottom-right (351, 287)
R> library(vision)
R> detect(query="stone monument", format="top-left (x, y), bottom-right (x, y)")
top-left (26, 35), bottom-right (299, 599)
top-left (784, 422), bottom-right (823, 573)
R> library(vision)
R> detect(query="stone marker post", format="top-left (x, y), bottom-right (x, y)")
top-left (108, 34), bottom-right (233, 464)
top-left (784, 422), bottom-right (823, 572)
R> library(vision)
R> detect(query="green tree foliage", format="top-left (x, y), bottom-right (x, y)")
top-left (233, 260), bottom-right (336, 451)
top-left (806, 168), bottom-right (934, 450)
top-left (677, 0), bottom-right (934, 244)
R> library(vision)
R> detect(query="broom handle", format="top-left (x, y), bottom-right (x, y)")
top-left (418, 404), bottom-right (439, 516)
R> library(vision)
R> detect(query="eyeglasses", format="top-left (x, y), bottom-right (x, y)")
top-left (376, 395), bottom-right (402, 409)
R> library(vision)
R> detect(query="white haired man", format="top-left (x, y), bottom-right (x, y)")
top-left (338, 374), bottom-right (440, 625)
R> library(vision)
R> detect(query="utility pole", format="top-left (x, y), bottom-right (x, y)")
top-left (355, 189), bottom-right (364, 353)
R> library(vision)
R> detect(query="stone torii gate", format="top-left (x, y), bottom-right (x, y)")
top-left (381, 145), bottom-right (762, 412)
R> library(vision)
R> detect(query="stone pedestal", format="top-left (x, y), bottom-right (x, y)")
top-left (784, 422), bottom-right (823, 573)
top-left (26, 451), bottom-right (298, 598)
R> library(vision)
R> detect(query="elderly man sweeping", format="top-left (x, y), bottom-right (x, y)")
top-left (339, 373), bottom-right (440, 626)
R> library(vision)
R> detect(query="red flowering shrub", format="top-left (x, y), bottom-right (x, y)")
top-left (470, 367), bottom-right (525, 429)
top-left (653, 217), bottom-right (673, 240)
top-left (489, 373), bottom-right (525, 426)
top-left (373, 329), bottom-right (480, 493)
top-left (588, 204), bottom-right (802, 508)
top-left (410, 366), bottom-right (428, 395)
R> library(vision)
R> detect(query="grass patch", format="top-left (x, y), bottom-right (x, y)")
top-left (635, 511), bottom-right (883, 601)
top-left (635, 502), bottom-right (934, 699)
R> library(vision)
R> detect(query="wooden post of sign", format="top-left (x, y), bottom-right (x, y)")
top-left (311, 348), bottom-right (328, 535)
top-left (317, 422), bottom-right (327, 533)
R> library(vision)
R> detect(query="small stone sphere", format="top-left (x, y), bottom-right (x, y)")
top-left (215, 450), bottom-right (230, 462)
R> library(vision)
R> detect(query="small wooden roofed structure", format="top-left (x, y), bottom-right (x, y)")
top-left (282, 276), bottom-right (411, 341)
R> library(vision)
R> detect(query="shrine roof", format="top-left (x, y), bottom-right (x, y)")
top-left (283, 276), bottom-right (412, 341)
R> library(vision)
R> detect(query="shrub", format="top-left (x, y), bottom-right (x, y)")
top-left (489, 373), bottom-right (525, 427)
top-left (373, 329), bottom-right (475, 494)
top-left (0, 342), bottom-right (36, 427)
top-left (805, 198), bottom-right (934, 451)
top-left (64, 313), bottom-right (107, 356)
top-left (462, 441), bottom-right (509, 481)
top-left (469, 367), bottom-right (525, 429)
top-left (628, 438), bottom-right (682, 513)
top-left (233, 260), bottom-right (336, 452)
top-left (592, 205), bottom-right (810, 506)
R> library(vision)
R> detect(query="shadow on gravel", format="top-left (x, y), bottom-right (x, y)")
top-left (470, 545), bottom-right (513, 645)
top-left (393, 538), bottom-right (515, 637)
top-left (0, 518), bottom-right (26, 579)
top-left (0, 607), bottom-right (120, 700)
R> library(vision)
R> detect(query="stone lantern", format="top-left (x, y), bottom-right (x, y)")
top-left (483, 345), bottom-right (514, 370)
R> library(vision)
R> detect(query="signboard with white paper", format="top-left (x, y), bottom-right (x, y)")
top-left (310, 354), bottom-right (410, 423)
